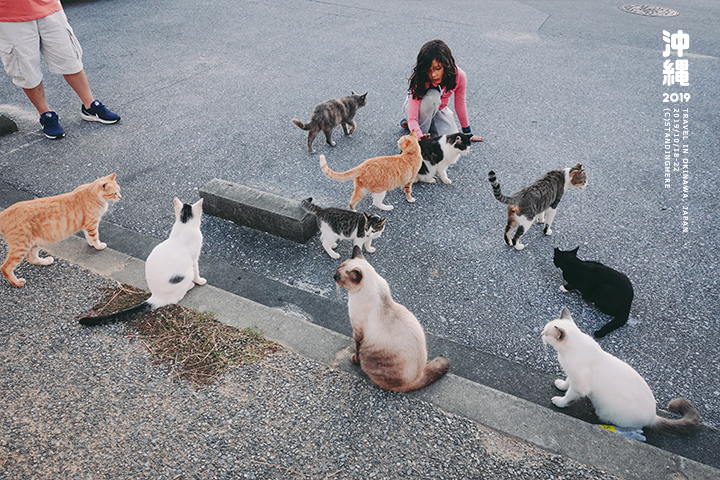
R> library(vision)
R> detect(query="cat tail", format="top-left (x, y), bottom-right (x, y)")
top-left (319, 155), bottom-right (360, 181)
top-left (292, 118), bottom-right (315, 131)
top-left (487, 171), bottom-right (515, 205)
top-left (401, 356), bottom-right (451, 392)
top-left (300, 197), bottom-right (320, 214)
top-left (650, 398), bottom-right (702, 436)
top-left (78, 301), bottom-right (152, 327)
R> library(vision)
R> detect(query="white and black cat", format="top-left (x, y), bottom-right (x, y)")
top-left (542, 308), bottom-right (701, 435)
top-left (79, 198), bottom-right (206, 326)
top-left (415, 132), bottom-right (473, 184)
top-left (292, 92), bottom-right (367, 153)
top-left (488, 164), bottom-right (587, 250)
top-left (554, 247), bottom-right (633, 338)
top-left (301, 198), bottom-right (386, 260)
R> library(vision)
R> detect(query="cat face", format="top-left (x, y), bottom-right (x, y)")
top-left (96, 173), bottom-right (122, 202)
top-left (447, 132), bottom-right (472, 152)
top-left (398, 131), bottom-right (420, 152)
top-left (569, 164), bottom-right (588, 189)
top-left (351, 91), bottom-right (368, 107)
top-left (334, 246), bottom-right (372, 292)
top-left (541, 307), bottom-right (575, 350)
top-left (363, 214), bottom-right (386, 238)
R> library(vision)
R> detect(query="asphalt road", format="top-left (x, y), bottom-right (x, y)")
top-left (1, 0), bottom-right (719, 436)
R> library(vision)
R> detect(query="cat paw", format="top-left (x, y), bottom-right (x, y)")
top-left (328, 251), bottom-right (341, 260)
top-left (513, 243), bottom-right (525, 251)
top-left (417, 177), bottom-right (436, 183)
top-left (544, 228), bottom-right (553, 236)
top-left (365, 246), bottom-right (376, 253)
top-left (194, 277), bottom-right (207, 286)
top-left (406, 197), bottom-right (416, 203)
top-left (10, 277), bottom-right (26, 287)
top-left (350, 353), bottom-right (360, 365)
top-left (94, 242), bottom-right (107, 250)
top-left (440, 177), bottom-right (452, 184)
top-left (551, 396), bottom-right (568, 408)
top-left (554, 379), bottom-right (569, 391)
top-left (376, 204), bottom-right (394, 211)
top-left (35, 256), bottom-right (54, 266)
top-left (559, 285), bottom-right (568, 293)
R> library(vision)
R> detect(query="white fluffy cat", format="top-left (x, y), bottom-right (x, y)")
top-left (542, 308), bottom-right (701, 435)
top-left (79, 198), bottom-right (206, 326)
top-left (334, 246), bottom-right (450, 392)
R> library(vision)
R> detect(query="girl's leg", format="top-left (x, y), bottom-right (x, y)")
top-left (432, 105), bottom-right (458, 136)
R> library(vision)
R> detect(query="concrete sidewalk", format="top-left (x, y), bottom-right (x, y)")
top-left (25, 230), bottom-right (715, 480)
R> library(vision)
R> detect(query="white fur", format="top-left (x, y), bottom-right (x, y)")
top-left (319, 221), bottom-right (382, 260)
top-left (415, 134), bottom-right (470, 184)
top-left (145, 198), bottom-right (206, 307)
top-left (541, 308), bottom-right (657, 428)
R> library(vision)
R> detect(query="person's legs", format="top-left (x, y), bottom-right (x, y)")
top-left (63, 70), bottom-right (93, 108)
top-left (431, 106), bottom-right (459, 136)
top-left (417, 88), bottom-right (442, 135)
top-left (22, 82), bottom-right (51, 114)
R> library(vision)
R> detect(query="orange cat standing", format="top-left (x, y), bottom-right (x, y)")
top-left (319, 132), bottom-right (423, 211)
top-left (0, 173), bottom-right (121, 287)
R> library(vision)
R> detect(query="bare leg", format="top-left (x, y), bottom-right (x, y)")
top-left (22, 82), bottom-right (51, 115)
top-left (63, 70), bottom-right (94, 108)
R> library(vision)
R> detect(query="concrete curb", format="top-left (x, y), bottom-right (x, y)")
top-left (0, 114), bottom-right (18, 137)
top-left (43, 235), bottom-right (720, 480)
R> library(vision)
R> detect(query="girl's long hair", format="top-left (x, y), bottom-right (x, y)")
top-left (408, 39), bottom-right (458, 100)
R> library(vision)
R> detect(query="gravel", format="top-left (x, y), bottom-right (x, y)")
top-left (0, 244), bottom-right (619, 479)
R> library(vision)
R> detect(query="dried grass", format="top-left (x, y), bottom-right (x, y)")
top-left (87, 284), bottom-right (281, 386)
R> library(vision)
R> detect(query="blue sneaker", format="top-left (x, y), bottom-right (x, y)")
top-left (39, 111), bottom-right (65, 139)
top-left (81, 100), bottom-right (120, 124)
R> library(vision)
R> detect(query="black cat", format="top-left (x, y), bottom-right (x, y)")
top-left (553, 247), bottom-right (634, 337)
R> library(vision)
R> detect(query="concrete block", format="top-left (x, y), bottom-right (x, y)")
top-left (199, 178), bottom-right (317, 243)
top-left (0, 115), bottom-right (18, 137)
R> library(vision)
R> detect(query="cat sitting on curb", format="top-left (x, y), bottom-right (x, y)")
top-left (292, 91), bottom-right (367, 153)
top-left (301, 198), bottom-right (386, 260)
top-left (542, 307), bottom-right (701, 436)
top-left (334, 246), bottom-right (450, 392)
top-left (0, 173), bottom-right (121, 287)
top-left (79, 198), bottom-right (206, 326)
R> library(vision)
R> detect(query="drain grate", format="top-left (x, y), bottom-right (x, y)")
top-left (619, 5), bottom-right (679, 16)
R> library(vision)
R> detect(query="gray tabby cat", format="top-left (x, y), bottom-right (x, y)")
top-left (292, 92), bottom-right (367, 153)
top-left (488, 164), bottom-right (587, 250)
top-left (301, 197), bottom-right (386, 259)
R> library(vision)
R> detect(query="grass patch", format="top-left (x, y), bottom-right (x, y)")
top-left (86, 283), bottom-right (281, 386)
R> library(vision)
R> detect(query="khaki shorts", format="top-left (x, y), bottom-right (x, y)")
top-left (0, 10), bottom-right (84, 89)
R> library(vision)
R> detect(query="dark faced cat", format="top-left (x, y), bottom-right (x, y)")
top-left (487, 164), bottom-right (587, 250)
top-left (301, 198), bottom-right (386, 259)
top-left (292, 92), bottom-right (368, 153)
top-left (553, 247), bottom-right (633, 338)
top-left (416, 132), bottom-right (472, 184)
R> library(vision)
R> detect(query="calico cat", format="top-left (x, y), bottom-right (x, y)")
top-left (79, 198), bottom-right (206, 326)
top-left (334, 246), bottom-right (450, 392)
top-left (542, 308), bottom-right (701, 435)
top-left (415, 132), bottom-right (472, 184)
top-left (554, 247), bottom-right (633, 338)
top-left (292, 91), bottom-right (368, 153)
top-left (301, 198), bottom-right (386, 259)
top-left (320, 132), bottom-right (423, 211)
top-left (487, 164), bottom-right (587, 250)
top-left (0, 173), bottom-right (121, 287)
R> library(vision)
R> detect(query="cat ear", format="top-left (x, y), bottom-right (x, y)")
top-left (571, 246), bottom-right (580, 255)
top-left (553, 325), bottom-right (566, 341)
top-left (348, 269), bottom-right (363, 285)
top-left (559, 307), bottom-right (573, 321)
top-left (109, 173), bottom-right (116, 180)
top-left (351, 245), bottom-right (365, 259)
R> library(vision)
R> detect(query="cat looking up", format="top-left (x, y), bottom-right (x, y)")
top-left (487, 164), bottom-right (587, 250)
top-left (334, 246), bottom-right (450, 392)
top-left (0, 173), bottom-right (121, 287)
top-left (542, 308), bottom-right (701, 435)
top-left (79, 198), bottom-right (206, 326)
top-left (320, 132), bottom-right (423, 211)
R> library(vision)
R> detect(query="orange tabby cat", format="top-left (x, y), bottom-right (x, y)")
top-left (0, 173), bottom-right (121, 287)
top-left (319, 132), bottom-right (423, 211)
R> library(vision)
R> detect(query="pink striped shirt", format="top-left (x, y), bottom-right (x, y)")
top-left (407, 66), bottom-right (469, 135)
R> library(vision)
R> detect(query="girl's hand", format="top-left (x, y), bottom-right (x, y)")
top-left (470, 135), bottom-right (484, 142)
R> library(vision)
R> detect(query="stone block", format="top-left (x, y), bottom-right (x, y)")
top-left (0, 115), bottom-right (18, 137)
top-left (199, 178), bottom-right (317, 243)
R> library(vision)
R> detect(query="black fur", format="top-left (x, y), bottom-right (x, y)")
top-left (78, 301), bottom-right (152, 327)
top-left (418, 132), bottom-right (472, 177)
top-left (553, 247), bottom-right (634, 337)
top-left (301, 197), bottom-right (385, 239)
top-left (180, 203), bottom-right (193, 224)
top-left (169, 275), bottom-right (185, 284)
